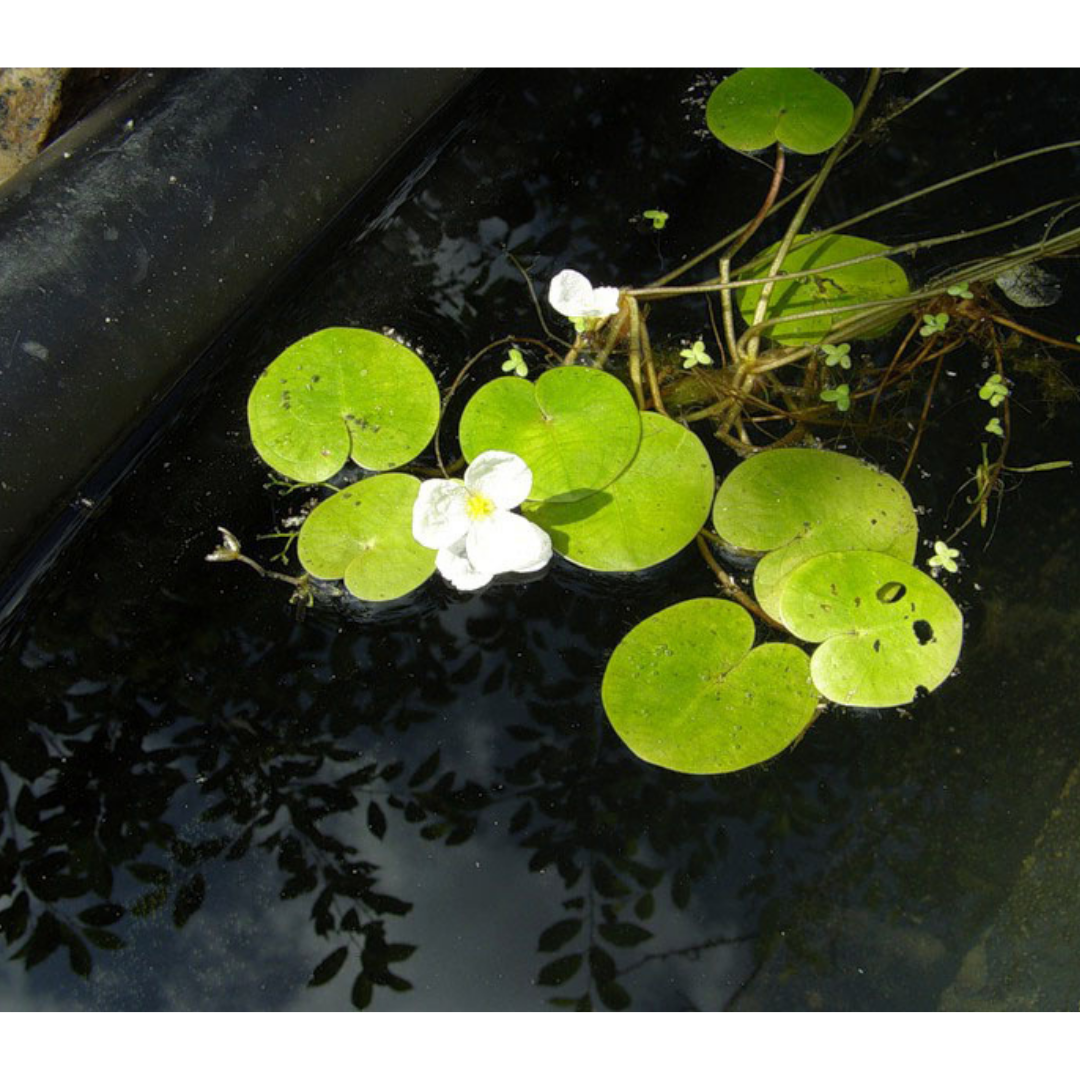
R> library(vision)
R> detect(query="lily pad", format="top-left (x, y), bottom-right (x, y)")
top-left (297, 473), bottom-right (436, 602)
top-left (778, 550), bottom-right (964, 707)
top-left (706, 68), bottom-right (854, 155)
top-left (601, 598), bottom-right (818, 775)
top-left (737, 233), bottom-right (910, 345)
top-left (458, 367), bottom-right (641, 503)
top-left (711, 448), bottom-right (918, 624)
top-left (248, 328), bottom-right (440, 483)
top-left (524, 412), bottom-right (714, 572)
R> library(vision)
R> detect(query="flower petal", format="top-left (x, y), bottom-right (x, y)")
top-left (586, 285), bottom-right (621, 317)
top-left (548, 269), bottom-right (596, 317)
top-left (466, 510), bottom-right (552, 577)
top-left (465, 450), bottom-right (533, 510)
top-left (412, 479), bottom-right (469, 550)
top-left (435, 536), bottom-right (493, 591)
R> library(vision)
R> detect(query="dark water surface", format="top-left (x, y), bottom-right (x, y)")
top-left (3, 70), bottom-right (1080, 1010)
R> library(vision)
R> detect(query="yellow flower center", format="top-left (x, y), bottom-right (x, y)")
top-left (466, 492), bottom-right (495, 521)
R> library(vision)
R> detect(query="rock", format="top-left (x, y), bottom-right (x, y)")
top-left (0, 67), bottom-right (66, 185)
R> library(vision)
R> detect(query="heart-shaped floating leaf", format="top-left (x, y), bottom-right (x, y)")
top-left (711, 448), bottom-right (918, 624)
top-left (737, 233), bottom-right (910, 345)
top-left (601, 598), bottom-right (818, 775)
top-left (248, 328), bottom-right (440, 483)
top-left (297, 473), bottom-right (436, 602)
top-left (778, 550), bottom-right (963, 707)
top-left (458, 367), bottom-right (641, 503)
top-left (706, 68), bottom-right (854, 155)
top-left (525, 412), bottom-right (714, 572)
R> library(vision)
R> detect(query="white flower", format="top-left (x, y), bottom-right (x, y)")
top-left (412, 450), bottom-right (552, 591)
top-left (548, 269), bottom-right (621, 319)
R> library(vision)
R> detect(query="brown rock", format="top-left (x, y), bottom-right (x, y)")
top-left (0, 67), bottom-right (66, 184)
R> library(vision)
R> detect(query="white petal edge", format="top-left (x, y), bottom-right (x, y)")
top-left (465, 450), bottom-right (533, 510)
top-left (466, 510), bottom-right (552, 577)
top-left (435, 536), bottom-right (493, 591)
top-left (548, 269), bottom-right (595, 317)
top-left (412, 479), bottom-right (470, 550)
top-left (587, 286), bottom-right (621, 317)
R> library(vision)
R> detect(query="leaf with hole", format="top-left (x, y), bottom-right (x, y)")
top-left (297, 473), bottom-right (436, 602)
top-left (458, 367), bottom-right (641, 503)
top-left (778, 550), bottom-right (964, 707)
top-left (706, 68), bottom-right (854, 154)
top-left (524, 412), bottom-right (714, 572)
top-left (737, 233), bottom-right (910, 345)
top-left (248, 328), bottom-right (440, 482)
top-left (712, 448), bottom-right (918, 624)
top-left (601, 598), bottom-right (818, 775)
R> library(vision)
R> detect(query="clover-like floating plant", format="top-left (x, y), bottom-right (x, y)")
top-left (601, 598), bottom-right (819, 774)
top-left (524, 412), bottom-right (714, 572)
top-left (215, 67), bottom-right (1080, 804)
top-left (711, 448), bottom-right (919, 625)
top-left (777, 550), bottom-right (964, 707)
top-left (248, 328), bottom-right (440, 482)
top-left (297, 473), bottom-right (436, 602)
top-left (736, 233), bottom-right (911, 345)
top-left (705, 68), bottom-right (854, 155)
top-left (458, 367), bottom-right (642, 503)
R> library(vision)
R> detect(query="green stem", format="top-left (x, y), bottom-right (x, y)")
top-left (648, 69), bottom-right (964, 289)
top-left (743, 69), bottom-right (882, 366)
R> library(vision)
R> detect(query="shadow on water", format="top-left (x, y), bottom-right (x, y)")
top-left (2, 70), bottom-right (1080, 1010)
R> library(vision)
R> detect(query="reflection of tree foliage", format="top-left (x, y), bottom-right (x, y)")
top-left (0, 503), bottom-right (496, 1008)
top-left (451, 565), bottom-right (854, 1010)
top-left (6, 68), bottom-right (1079, 1012)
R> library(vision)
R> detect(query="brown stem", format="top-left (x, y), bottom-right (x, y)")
top-left (899, 350), bottom-right (946, 484)
top-left (988, 313), bottom-right (1080, 354)
top-left (868, 317), bottom-right (922, 428)
top-left (640, 318), bottom-right (669, 416)
top-left (593, 308), bottom-right (630, 369)
top-left (626, 297), bottom-right (646, 409)
top-left (725, 143), bottom-right (786, 263)
top-left (695, 535), bottom-right (786, 630)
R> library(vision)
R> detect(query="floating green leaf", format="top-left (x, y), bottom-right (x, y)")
top-left (737, 233), bottom-right (910, 345)
top-left (705, 68), bottom-right (854, 155)
top-left (297, 473), bottom-right (436, 602)
top-left (525, 412), bottom-right (714, 572)
top-left (248, 328), bottom-right (440, 483)
top-left (778, 550), bottom-right (964, 707)
top-left (458, 367), bottom-right (641, 503)
top-left (601, 598), bottom-right (818, 775)
top-left (712, 448), bottom-right (918, 624)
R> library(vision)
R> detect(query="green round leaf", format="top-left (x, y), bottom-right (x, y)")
top-left (737, 233), bottom-right (910, 345)
top-left (706, 68), bottom-right (854, 155)
top-left (458, 367), bottom-right (641, 503)
top-left (524, 412), bottom-right (714, 572)
top-left (297, 473), bottom-right (436, 602)
top-left (602, 598), bottom-right (818, 775)
top-left (778, 550), bottom-right (964, 707)
top-left (712, 448), bottom-right (918, 623)
top-left (248, 328), bottom-right (440, 482)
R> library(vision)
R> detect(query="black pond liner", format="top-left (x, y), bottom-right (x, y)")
top-left (1, 70), bottom-right (1080, 1011)
top-left (0, 68), bottom-right (476, 628)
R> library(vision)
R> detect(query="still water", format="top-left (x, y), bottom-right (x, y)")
top-left (2, 70), bottom-right (1080, 1010)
